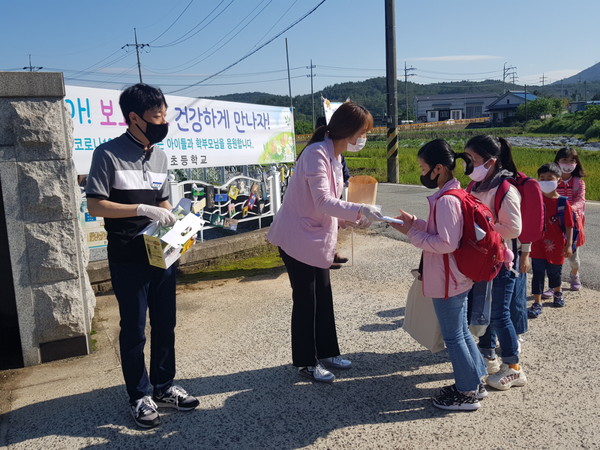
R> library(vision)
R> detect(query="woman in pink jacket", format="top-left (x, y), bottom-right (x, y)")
top-left (391, 139), bottom-right (487, 411)
top-left (267, 102), bottom-right (382, 383)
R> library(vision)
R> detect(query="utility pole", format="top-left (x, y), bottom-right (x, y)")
top-left (524, 84), bottom-right (528, 122)
top-left (307, 60), bottom-right (316, 128)
top-left (23, 54), bottom-right (43, 72)
top-left (385, 0), bottom-right (398, 183)
top-left (122, 28), bottom-right (148, 83)
top-left (502, 62), bottom-right (516, 93)
top-left (285, 38), bottom-right (293, 108)
top-left (404, 61), bottom-right (415, 122)
top-left (584, 80), bottom-right (588, 102)
top-left (540, 73), bottom-right (548, 94)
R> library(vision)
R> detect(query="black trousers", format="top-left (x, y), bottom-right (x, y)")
top-left (109, 261), bottom-right (177, 403)
top-left (279, 248), bottom-right (341, 367)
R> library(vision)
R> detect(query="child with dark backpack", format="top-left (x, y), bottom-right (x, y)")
top-left (391, 139), bottom-right (492, 411)
top-left (528, 163), bottom-right (574, 318)
top-left (553, 147), bottom-right (586, 292)
top-left (464, 135), bottom-right (526, 392)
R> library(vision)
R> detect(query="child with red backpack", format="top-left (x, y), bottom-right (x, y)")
top-left (391, 139), bottom-right (491, 411)
top-left (529, 163), bottom-right (574, 318)
top-left (553, 147), bottom-right (586, 291)
top-left (464, 135), bottom-right (526, 392)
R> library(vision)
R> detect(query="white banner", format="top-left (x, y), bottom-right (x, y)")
top-left (65, 85), bottom-right (296, 174)
top-left (322, 97), bottom-right (347, 124)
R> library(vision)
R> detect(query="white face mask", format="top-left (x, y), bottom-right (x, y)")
top-left (559, 163), bottom-right (576, 174)
top-left (468, 159), bottom-right (492, 182)
top-left (538, 180), bottom-right (558, 193)
top-left (347, 136), bottom-right (367, 152)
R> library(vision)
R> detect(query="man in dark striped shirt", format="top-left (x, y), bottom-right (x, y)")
top-left (86, 83), bottom-right (199, 429)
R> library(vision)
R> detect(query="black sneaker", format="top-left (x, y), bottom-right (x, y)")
top-left (153, 385), bottom-right (199, 411)
top-left (438, 384), bottom-right (487, 400)
top-left (553, 292), bottom-right (565, 307)
top-left (130, 396), bottom-right (160, 428)
top-left (432, 385), bottom-right (481, 411)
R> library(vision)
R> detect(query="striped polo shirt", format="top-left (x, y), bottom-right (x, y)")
top-left (86, 132), bottom-right (170, 263)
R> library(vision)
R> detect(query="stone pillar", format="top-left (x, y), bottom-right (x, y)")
top-left (0, 72), bottom-right (96, 366)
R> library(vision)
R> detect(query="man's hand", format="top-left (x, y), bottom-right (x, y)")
top-left (137, 204), bottom-right (177, 226)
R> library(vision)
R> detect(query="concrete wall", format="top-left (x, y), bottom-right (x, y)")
top-left (0, 72), bottom-right (95, 366)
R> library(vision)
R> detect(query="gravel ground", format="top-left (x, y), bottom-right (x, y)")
top-left (1, 227), bottom-right (599, 449)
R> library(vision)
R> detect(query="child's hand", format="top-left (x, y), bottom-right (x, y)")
top-left (390, 210), bottom-right (414, 235)
top-left (564, 244), bottom-right (573, 258)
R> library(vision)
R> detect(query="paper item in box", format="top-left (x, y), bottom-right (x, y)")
top-left (160, 213), bottom-right (202, 248)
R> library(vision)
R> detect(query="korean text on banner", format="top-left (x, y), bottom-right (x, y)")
top-left (65, 85), bottom-right (296, 175)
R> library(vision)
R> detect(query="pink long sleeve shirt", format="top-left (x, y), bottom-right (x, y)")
top-left (407, 178), bottom-right (474, 299)
top-left (267, 137), bottom-right (362, 268)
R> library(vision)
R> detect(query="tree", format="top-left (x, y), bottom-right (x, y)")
top-left (515, 97), bottom-right (563, 121)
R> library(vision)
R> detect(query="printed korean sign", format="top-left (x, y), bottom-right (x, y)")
top-left (65, 85), bottom-right (296, 174)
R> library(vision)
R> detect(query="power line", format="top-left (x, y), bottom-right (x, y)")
top-left (166, 0), bottom-right (327, 95)
top-left (23, 54), bottom-right (43, 72)
top-left (151, 0), bottom-right (234, 49)
top-left (148, 0), bottom-right (195, 44)
top-left (121, 28), bottom-right (148, 83)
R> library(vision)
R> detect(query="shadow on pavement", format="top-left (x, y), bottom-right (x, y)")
top-left (2, 350), bottom-right (454, 449)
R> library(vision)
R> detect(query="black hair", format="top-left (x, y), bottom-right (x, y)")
top-left (418, 139), bottom-right (473, 175)
top-left (464, 135), bottom-right (518, 175)
top-left (304, 101), bottom-right (373, 148)
top-left (554, 147), bottom-right (586, 178)
top-left (537, 162), bottom-right (562, 178)
top-left (315, 116), bottom-right (327, 128)
top-left (119, 83), bottom-right (168, 125)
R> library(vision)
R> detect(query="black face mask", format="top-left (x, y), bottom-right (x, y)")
top-left (420, 168), bottom-right (440, 189)
top-left (136, 116), bottom-right (169, 146)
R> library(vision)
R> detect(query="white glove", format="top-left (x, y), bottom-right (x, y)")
top-left (356, 215), bottom-right (372, 228)
top-left (359, 204), bottom-right (383, 222)
top-left (137, 204), bottom-right (177, 227)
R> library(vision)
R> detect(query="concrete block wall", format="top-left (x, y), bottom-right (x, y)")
top-left (0, 72), bottom-right (95, 366)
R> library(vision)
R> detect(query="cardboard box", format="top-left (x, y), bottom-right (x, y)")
top-left (140, 212), bottom-right (202, 269)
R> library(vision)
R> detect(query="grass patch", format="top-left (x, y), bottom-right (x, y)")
top-left (347, 139), bottom-right (600, 200)
top-left (178, 246), bottom-right (285, 284)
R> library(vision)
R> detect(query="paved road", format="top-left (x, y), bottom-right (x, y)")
top-left (376, 183), bottom-right (600, 290)
top-left (1, 183), bottom-right (598, 449)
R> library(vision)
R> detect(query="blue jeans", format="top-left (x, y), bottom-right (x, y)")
top-left (510, 269), bottom-right (528, 335)
top-left (432, 290), bottom-right (487, 392)
top-left (478, 266), bottom-right (519, 364)
top-left (531, 258), bottom-right (562, 294)
top-left (109, 261), bottom-right (177, 403)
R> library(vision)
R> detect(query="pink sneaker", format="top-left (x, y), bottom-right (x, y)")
top-left (541, 289), bottom-right (553, 299)
top-left (570, 274), bottom-right (581, 291)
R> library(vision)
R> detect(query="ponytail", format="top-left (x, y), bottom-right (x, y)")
top-left (455, 151), bottom-right (474, 175)
top-left (498, 137), bottom-right (518, 175)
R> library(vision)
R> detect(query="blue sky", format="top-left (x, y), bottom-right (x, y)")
top-left (2, 0), bottom-right (599, 99)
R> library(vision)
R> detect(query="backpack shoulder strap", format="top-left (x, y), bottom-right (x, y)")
top-left (556, 196), bottom-right (567, 230)
top-left (494, 179), bottom-right (512, 217)
top-left (435, 189), bottom-right (465, 300)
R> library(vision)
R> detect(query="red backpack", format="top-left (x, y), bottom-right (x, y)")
top-left (469, 172), bottom-right (545, 244)
top-left (434, 189), bottom-right (505, 298)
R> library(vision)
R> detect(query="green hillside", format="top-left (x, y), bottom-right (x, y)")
top-left (208, 77), bottom-right (600, 127)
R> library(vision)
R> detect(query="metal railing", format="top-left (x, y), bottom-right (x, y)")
top-left (168, 165), bottom-right (291, 241)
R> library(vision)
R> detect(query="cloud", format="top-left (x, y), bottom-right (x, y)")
top-left (409, 55), bottom-right (503, 62)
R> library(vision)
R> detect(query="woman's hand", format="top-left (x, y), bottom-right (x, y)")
top-left (390, 209), bottom-right (415, 235)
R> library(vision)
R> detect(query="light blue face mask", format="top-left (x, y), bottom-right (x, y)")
top-left (468, 159), bottom-right (492, 182)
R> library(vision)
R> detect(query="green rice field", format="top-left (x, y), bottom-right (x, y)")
top-left (344, 138), bottom-right (600, 201)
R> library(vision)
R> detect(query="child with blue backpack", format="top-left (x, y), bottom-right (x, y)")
top-left (528, 163), bottom-right (574, 318)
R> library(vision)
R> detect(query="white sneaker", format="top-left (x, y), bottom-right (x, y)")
top-left (298, 363), bottom-right (335, 383)
top-left (320, 356), bottom-right (352, 370)
top-left (486, 363), bottom-right (527, 391)
top-left (485, 357), bottom-right (501, 374)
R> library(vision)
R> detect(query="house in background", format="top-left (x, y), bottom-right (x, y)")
top-left (487, 91), bottom-right (537, 124)
top-left (414, 93), bottom-right (499, 123)
top-left (568, 100), bottom-right (600, 113)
